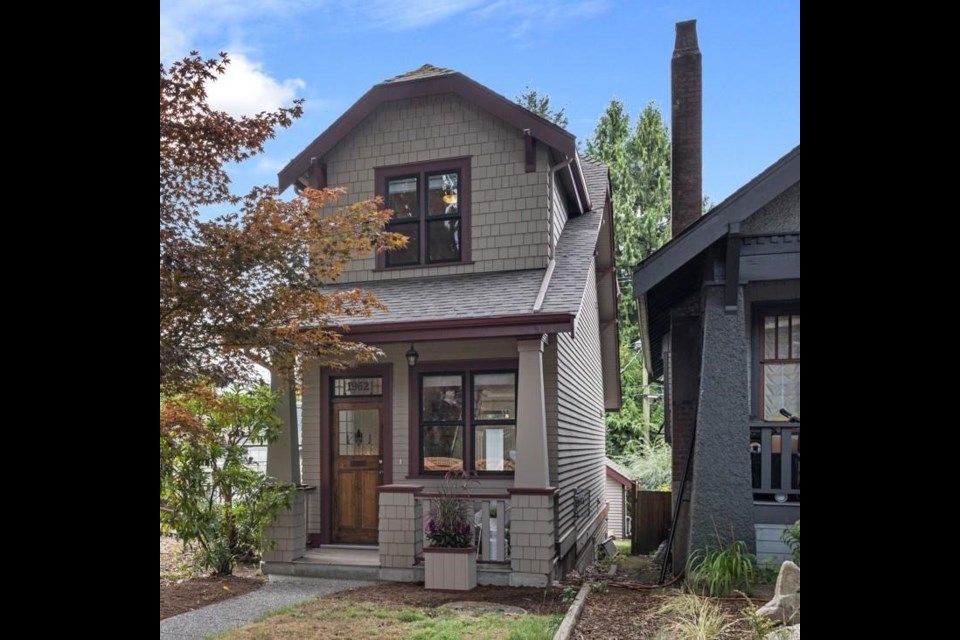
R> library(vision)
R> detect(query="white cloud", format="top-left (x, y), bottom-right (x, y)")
top-left (206, 53), bottom-right (305, 117)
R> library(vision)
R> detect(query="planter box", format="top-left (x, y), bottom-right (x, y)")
top-left (423, 546), bottom-right (477, 591)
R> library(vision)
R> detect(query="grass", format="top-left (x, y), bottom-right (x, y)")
top-left (656, 593), bottom-right (737, 640)
top-left (216, 599), bottom-right (561, 640)
top-left (614, 539), bottom-right (631, 555)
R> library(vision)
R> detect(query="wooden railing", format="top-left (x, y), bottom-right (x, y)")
top-left (416, 494), bottom-right (511, 562)
top-left (750, 424), bottom-right (800, 503)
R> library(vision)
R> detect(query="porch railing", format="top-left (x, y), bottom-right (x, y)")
top-left (750, 424), bottom-right (800, 503)
top-left (416, 494), bottom-right (511, 562)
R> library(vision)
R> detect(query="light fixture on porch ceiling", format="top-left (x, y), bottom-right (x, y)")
top-left (406, 343), bottom-right (419, 367)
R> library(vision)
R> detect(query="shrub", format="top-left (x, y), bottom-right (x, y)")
top-left (687, 539), bottom-right (757, 597)
top-left (614, 439), bottom-right (672, 491)
top-left (781, 520), bottom-right (800, 566)
top-left (160, 385), bottom-right (294, 575)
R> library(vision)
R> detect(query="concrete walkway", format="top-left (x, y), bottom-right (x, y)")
top-left (160, 576), bottom-right (373, 640)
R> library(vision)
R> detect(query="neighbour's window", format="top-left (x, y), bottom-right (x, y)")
top-left (376, 158), bottom-right (470, 268)
top-left (759, 311), bottom-right (800, 421)
top-left (418, 368), bottom-right (517, 475)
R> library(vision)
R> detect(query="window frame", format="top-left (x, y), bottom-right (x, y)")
top-left (752, 303), bottom-right (800, 422)
top-left (374, 157), bottom-right (472, 270)
top-left (408, 359), bottom-right (518, 478)
top-left (470, 369), bottom-right (519, 477)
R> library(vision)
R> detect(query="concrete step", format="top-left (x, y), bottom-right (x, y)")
top-left (263, 560), bottom-right (380, 581)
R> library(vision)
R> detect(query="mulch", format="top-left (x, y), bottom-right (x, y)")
top-left (160, 535), bottom-right (266, 620)
top-left (160, 575), bottom-right (265, 620)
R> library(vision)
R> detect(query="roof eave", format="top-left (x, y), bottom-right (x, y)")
top-left (279, 72), bottom-right (578, 192)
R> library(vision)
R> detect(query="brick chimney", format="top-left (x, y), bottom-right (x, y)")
top-left (671, 20), bottom-right (702, 237)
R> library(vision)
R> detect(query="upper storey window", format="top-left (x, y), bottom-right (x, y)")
top-left (376, 158), bottom-right (471, 268)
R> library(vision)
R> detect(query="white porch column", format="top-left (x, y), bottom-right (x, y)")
top-left (515, 337), bottom-right (550, 488)
top-left (267, 369), bottom-right (301, 485)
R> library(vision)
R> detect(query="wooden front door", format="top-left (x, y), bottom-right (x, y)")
top-left (332, 402), bottom-right (383, 543)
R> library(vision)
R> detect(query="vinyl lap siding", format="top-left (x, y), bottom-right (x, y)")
top-left (555, 262), bottom-right (606, 547)
top-left (605, 477), bottom-right (624, 537)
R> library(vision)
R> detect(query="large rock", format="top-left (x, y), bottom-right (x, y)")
top-left (765, 624), bottom-right (800, 640)
top-left (775, 561), bottom-right (800, 597)
top-left (758, 593), bottom-right (800, 625)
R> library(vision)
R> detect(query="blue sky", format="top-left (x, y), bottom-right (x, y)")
top-left (160, 0), bottom-right (799, 205)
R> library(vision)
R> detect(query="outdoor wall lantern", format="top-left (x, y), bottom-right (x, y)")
top-left (406, 343), bottom-right (419, 367)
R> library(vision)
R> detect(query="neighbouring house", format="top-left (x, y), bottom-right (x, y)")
top-left (261, 65), bottom-right (621, 587)
top-left (633, 21), bottom-right (800, 573)
top-left (605, 458), bottom-right (633, 538)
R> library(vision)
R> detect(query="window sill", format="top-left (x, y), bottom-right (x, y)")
top-left (405, 472), bottom-right (515, 480)
top-left (375, 260), bottom-right (474, 273)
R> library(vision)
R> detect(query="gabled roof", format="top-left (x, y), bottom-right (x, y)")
top-left (634, 145), bottom-right (801, 378)
top-left (278, 64), bottom-right (587, 210)
top-left (605, 458), bottom-right (633, 488)
top-left (633, 145), bottom-right (800, 296)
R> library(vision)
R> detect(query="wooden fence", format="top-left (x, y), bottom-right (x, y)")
top-left (632, 490), bottom-right (672, 554)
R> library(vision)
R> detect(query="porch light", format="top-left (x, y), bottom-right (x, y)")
top-left (406, 343), bottom-right (419, 367)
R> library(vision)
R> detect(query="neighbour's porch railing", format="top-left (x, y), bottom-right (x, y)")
top-left (416, 494), bottom-right (511, 562)
top-left (750, 424), bottom-right (800, 503)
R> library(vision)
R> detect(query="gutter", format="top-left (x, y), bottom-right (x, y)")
top-left (535, 157), bottom-right (574, 313)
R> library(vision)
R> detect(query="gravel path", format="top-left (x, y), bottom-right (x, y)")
top-left (160, 577), bottom-right (373, 639)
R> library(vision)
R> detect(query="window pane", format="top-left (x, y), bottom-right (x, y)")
top-left (474, 424), bottom-right (516, 472)
top-left (777, 315), bottom-right (790, 359)
top-left (791, 315), bottom-right (800, 358)
top-left (427, 219), bottom-right (461, 263)
top-left (764, 317), bottom-right (776, 359)
top-left (427, 172), bottom-right (459, 217)
top-left (386, 223), bottom-right (419, 266)
top-left (422, 375), bottom-right (463, 422)
top-left (422, 424), bottom-right (464, 472)
top-left (333, 377), bottom-right (382, 397)
top-left (474, 372), bottom-right (516, 420)
top-left (337, 408), bottom-right (379, 456)
top-left (763, 363), bottom-right (800, 420)
top-left (387, 177), bottom-right (418, 218)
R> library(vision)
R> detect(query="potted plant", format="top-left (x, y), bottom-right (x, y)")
top-left (423, 471), bottom-right (476, 590)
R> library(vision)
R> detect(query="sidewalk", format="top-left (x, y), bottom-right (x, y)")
top-left (160, 577), bottom-right (373, 639)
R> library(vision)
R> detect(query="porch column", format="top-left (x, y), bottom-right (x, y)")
top-left (515, 337), bottom-right (550, 488)
top-left (687, 286), bottom-right (755, 556)
top-left (267, 369), bottom-right (300, 486)
top-left (378, 485), bottom-right (423, 582)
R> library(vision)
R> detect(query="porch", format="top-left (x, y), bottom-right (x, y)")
top-left (262, 335), bottom-right (560, 587)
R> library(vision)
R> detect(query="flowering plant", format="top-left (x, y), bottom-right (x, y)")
top-left (425, 470), bottom-right (476, 548)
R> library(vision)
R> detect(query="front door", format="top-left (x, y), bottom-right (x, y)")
top-left (332, 402), bottom-right (383, 543)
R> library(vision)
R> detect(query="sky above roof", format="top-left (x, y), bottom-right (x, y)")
top-left (160, 0), bottom-right (800, 205)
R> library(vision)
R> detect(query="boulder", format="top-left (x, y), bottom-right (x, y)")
top-left (775, 560), bottom-right (800, 597)
top-left (757, 593), bottom-right (800, 626)
top-left (765, 623), bottom-right (800, 640)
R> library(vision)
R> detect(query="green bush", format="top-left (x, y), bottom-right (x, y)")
top-left (160, 385), bottom-right (294, 575)
top-left (687, 540), bottom-right (757, 597)
top-left (781, 520), bottom-right (800, 566)
top-left (614, 439), bottom-right (672, 491)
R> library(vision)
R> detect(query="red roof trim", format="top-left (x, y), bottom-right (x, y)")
top-left (606, 463), bottom-right (633, 488)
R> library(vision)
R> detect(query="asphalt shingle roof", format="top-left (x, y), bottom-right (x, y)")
top-left (381, 64), bottom-right (456, 84)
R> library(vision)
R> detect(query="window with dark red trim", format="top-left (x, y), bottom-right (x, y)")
top-left (375, 158), bottom-right (471, 269)
top-left (415, 365), bottom-right (517, 476)
top-left (758, 309), bottom-right (800, 421)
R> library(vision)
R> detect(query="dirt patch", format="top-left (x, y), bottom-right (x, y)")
top-left (320, 583), bottom-right (568, 616)
top-left (160, 535), bottom-right (265, 620)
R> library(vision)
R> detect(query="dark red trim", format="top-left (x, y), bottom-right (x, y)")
top-left (342, 313), bottom-right (574, 344)
top-left (415, 492), bottom-right (510, 499)
top-left (319, 363), bottom-right (393, 545)
top-left (407, 359), bottom-right (519, 479)
top-left (309, 157), bottom-right (327, 189)
top-left (524, 130), bottom-right (536, 172)
top-left (374, 157), bottom-right (472, 269)
top-left (605, 464), bottom-right (633, 488)
top-left (507, 487), bottom-right (558, 495)
top-left (378, 484), bottom-right (423, 493)
top-left (278, 72), bottom-right (576, 192)
top-left (422, 546), bottom-right (477, 554)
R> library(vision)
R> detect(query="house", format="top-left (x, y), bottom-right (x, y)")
top-left (633, 22), bottom-right (800, 572)
top-left (261, 65), bottom-right (621, 587)
top-left (605, 458), bottom-right (633, 538)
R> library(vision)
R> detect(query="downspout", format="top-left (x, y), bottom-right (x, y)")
top-left (533, 156), bottom-right (574, 312)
